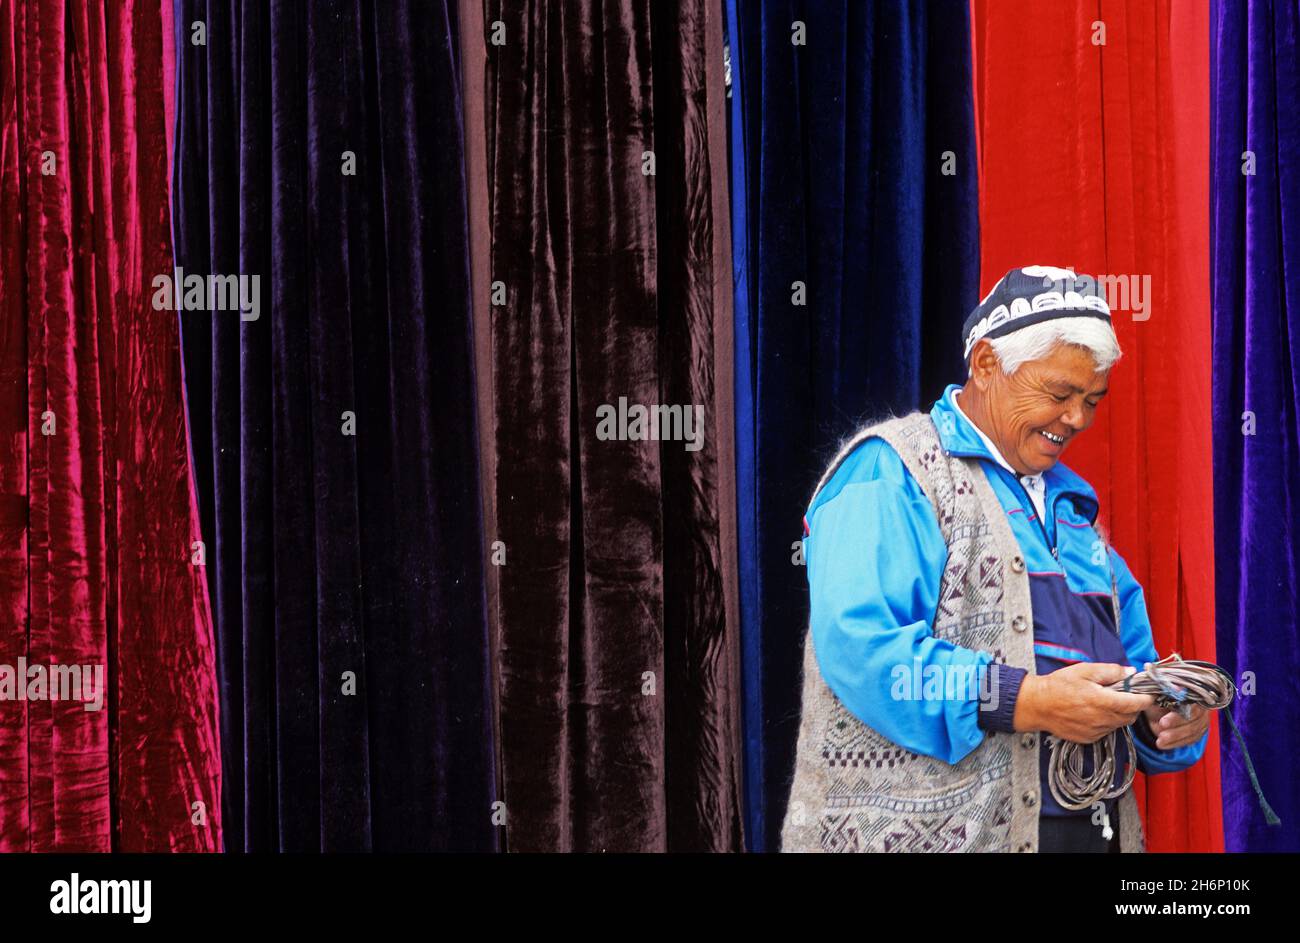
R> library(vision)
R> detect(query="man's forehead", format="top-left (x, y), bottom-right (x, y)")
top-left (1039, 373), bottom-right (1109, 394)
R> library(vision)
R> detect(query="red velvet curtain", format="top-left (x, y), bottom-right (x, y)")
top-left (0, 0), bottom-right (221, 851)
top-left (971, 0), bottom-right (1221, 852)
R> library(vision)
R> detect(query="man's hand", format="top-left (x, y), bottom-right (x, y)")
top-left (1143, 703), bottom-right (1210, 749)
top-left (1013, 663), bottom-right (1155, 742)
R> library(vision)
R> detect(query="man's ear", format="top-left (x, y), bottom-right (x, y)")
top-left (968, 339), bottom-right (999, 391)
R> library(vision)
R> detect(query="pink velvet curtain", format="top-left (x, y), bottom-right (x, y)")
top-left (0, 0), bottom-right (221, 851)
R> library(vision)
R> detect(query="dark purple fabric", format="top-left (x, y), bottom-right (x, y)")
top-left (171, 0), bottom-right (497, 851)
top-left (1211, 0), bottom-right (1300, 853)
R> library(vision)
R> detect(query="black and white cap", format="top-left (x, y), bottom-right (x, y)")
top-left (962, 265), bottom-right (1112, 360)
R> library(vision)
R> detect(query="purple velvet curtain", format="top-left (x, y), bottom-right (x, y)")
top-left (474, 0), bottom-right (743, 851)
top-left (171, 0), bottom-right (497, 851)
top-left (1211, 0), bottom-right (1299, 852)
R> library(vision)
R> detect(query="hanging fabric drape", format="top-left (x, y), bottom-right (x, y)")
top-left (1210, 0), bottom-right (1299, 853)
top-left (0, 0), bottom-right (221, 851)
top-left (725, 0), bottom-right (981, 851)
top-left (472, 0), bottom-right (743, 852)
top-left (171, 0), bottom-right (496, 852)
top-left (971, 0), bottom-right (1222, 852)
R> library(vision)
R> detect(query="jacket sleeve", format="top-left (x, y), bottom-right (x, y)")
top-left (1108, 545), bottom-right (1208, 774)
top-left (805, 474), bottom-right (1021, 766)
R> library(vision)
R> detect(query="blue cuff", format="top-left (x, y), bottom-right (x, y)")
top-left (977, 663), bottom-right (1027, 734)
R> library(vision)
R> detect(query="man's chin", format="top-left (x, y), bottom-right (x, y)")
top-left (1019, 451), bottom-right (1058, 474)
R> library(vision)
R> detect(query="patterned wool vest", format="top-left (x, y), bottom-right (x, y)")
top-left (780, 410), bottom-right (1145, 853)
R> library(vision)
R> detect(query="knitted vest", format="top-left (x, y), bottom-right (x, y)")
top-left (780, 410), bottom-right (1145, 853)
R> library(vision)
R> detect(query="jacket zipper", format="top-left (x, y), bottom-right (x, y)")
top-left (1006, 468), bottom-right (1122, 638)
top-left (1009, 471), bottom-right (1059, 562)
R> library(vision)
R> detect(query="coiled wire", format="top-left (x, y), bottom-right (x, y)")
top-left (1046, 654), bottom-right (1235, 811)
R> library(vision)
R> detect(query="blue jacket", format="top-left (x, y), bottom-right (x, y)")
top-left (802, 383), bottom-right (1206, 816)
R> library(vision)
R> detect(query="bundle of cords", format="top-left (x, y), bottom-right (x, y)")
top-left (1045, 653), bottom-right (1281, 832)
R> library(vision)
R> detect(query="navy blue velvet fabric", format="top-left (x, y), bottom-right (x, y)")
top-left (724, 0), bottom-right (981, 851)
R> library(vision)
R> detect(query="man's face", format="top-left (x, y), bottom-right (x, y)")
top-left (981, 343), bottom-right (1110, 475)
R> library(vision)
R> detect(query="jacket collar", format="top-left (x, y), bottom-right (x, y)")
top-left (930, 383), bottom-right (1100, 522)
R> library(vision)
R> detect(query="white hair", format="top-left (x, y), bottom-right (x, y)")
top-left (976, 318), bottom-right (1122, 376)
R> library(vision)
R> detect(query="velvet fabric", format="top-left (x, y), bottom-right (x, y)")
top-left (1211, 0), bottom-right (1300, 853)
top-left (171, 0), bottom-right (496, 852)
top-left (0, 0), bottom-right (221, 851)
top-left (477, 0), bottom-right (743, 852)
top-left (972, 0), bottom-right (1222, 851)
top-left (724, 0), bottom-right (980, 851)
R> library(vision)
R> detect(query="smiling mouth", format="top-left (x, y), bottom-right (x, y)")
top-left (1039, 430), bottom-right (1067, 446)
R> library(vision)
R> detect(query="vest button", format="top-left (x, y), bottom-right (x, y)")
top-left (1020, 732), bottom-right (1036, 750)
top-left (1018, 840), bottom-right (1036, 852)
top-left (1012, 615), bottom-right (1028, 633)
top-left (1022, 790), bottom-right (1038, 808)
top-left (1010, 555), bottom-right (1025, 573)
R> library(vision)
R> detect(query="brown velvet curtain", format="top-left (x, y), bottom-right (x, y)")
top-left (467, 0), bottom-right (742, 852)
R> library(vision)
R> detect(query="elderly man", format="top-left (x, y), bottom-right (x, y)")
top-left (781, 266), bottom-right (1209, 853)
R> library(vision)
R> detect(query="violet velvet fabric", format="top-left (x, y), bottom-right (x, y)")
top-left (1211, 0), bottom-right (1300, 853)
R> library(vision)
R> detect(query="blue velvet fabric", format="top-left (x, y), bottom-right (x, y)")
top-left (725, 0), bottom-right (981, 851)
top-left (1211, 0), bottom-right (1300, 852)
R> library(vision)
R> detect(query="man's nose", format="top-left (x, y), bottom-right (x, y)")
top-left (1062, 400), bottom-right (1087, 429)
